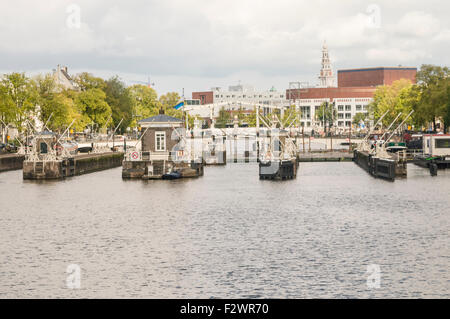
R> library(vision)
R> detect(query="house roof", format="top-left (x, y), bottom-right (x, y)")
top-left (139, 114), bottom-right (183, 123)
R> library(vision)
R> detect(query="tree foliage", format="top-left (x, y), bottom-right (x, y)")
top-left (0, 73), bottom-right (37, 131)
top-left (75, 88), bottom-right (111, 128)
top-left (215, 107), bottom-right (231, 128)
top-left (104, 76), bottom-right (134, 131)
top-left (159, 92), bottom-right (183, 118)
top-left (128, 84), bottom-right (160, 126)
top-left (315, 102), bottom-right (337, 132)
top-left (369, 79), bottom-right (415, 127)
top-left (370, 64), bottom-right (450, 132)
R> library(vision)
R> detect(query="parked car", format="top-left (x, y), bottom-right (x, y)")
top-left (0, 143), bottom-right (18, 153)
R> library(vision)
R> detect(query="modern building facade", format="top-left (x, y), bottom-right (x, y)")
top-left (287, 59), bottom-right (417, 131)
top-left (190, 84), bottom-right (287, 118)
top-left (190, 45), bottom-right (417, 131)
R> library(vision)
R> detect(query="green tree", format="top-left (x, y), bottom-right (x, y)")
top-left (247, 110), bottom-right (257, 127)
top-left (281, 105), bottom-right (301, 127)
top-left (0, 83), bottom-right (16, 127)
top-left (74, 72), bottom-right (106, 91)
top-left (315, 102), bottom-right (337, 132)
top-left (215, 107), bottom-right (231, 128)
top-left (369, 79), bottom-right (414, 127)
top-left (0, 73), bottom-right (38, 131)
top-left (127, 84), bottom-right (160, 126)
top-left (159, 92), bottom-right (183, 118)
top-left (352, 112), bottom-right (368, 127)
top-left (75, 88), bottom-right (111, 129)
top-left (35, 74), bottom-right (74, 131)
top-left (104, 76), bottom-right (134, 131)
top-left (415, 64), bottom-right (450, 131)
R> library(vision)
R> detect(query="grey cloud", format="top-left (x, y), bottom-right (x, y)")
top-left (0, 0), bottom-right (448, 94)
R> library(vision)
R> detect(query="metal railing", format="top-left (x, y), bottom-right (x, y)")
top-left (125, 150), bottom-right (200, 163)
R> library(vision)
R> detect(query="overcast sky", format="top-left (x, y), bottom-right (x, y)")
top-left (0, 0), bottom-right (448, 96)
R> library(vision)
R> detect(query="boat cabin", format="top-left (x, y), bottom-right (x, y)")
top-left (423, 134), bottom-right (450, 156)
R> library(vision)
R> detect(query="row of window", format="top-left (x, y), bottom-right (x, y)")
top-left (215, 94), bottom-right (284, 99)
top-left (338, 113), bottom-right (352, 119)
top-left (337, 105), bottom-right (368, 111)
top-left (337, 121), bottom-right (353, 127)
top-left (299, 121), bottom-right (352, 127)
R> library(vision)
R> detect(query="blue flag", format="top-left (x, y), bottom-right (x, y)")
top-left (174, 101), bottom-right (184, 110)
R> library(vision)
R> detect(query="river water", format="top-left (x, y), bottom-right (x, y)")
top-left (0, 162), bottom-right (449, 298)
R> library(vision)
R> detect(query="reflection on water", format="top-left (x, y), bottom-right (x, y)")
top-left (0, 163), bottom-right (449, 298)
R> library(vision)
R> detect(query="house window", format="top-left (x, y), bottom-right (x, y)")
top-left (155, 132), bottom-right (166, 151)
top-left (345, 105), bottom-right (351, 111)
top-left (338, 113), bottom-right (344, 119)
top-left (338, 105), bottom-right (344, 111)
top-left (356, 105), bottom-right (362, 111)
top-left (338, 121), bottom-right (344, 127)
top-left (345, 113), bottom-right (352, 119)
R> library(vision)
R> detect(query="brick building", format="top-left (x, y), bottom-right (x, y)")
top-left (337, 67), bottom-right (417, 87)
top-left (286, 66), bottom-right (417, 131)
top-left (191, 91), bottom-right (214, 105)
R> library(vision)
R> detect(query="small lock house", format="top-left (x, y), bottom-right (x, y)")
top-left (122, 110), bottom-right (203, 179)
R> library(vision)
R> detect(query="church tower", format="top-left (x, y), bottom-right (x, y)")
top-left (318, 41), bottom-right (335, 87)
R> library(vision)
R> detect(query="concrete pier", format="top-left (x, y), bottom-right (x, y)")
top-left (0, 154), bottom-right (25, 172)
top-left (297, 151), bottom-right (354, 162)
top-left (23, 152), bottom-right (124, 180)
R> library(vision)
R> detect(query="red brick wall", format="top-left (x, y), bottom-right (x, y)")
top-left (192, 91), bottom-right (214, 105)
top-left (338, 68), bottom-right (417, 87)
top-left (383, 69), bottom-right (417, 85)
top-left (286, 87), bottom-right (376, 100)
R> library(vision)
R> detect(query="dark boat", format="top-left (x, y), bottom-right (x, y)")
top-left (162, 170), bottom-right (182, 180)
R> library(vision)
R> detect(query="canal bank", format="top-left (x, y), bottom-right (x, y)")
top-left (23, 152), bottom-right (124, 180)
top-left (0, 153), bottom-right (24, 172)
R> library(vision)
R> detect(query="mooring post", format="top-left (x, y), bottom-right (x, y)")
top-left (256, 105), bottom-right (260, 160)
top-left (245, 135), bottom-right (249, 163)
top-left (330, 126), bottom-right (333, 152)
top-left (349, 125), bottom-right (352, 153)
top-left (234, 134), bottom-right (238, 163)
top-left (309, 135), bottom-right (311, 152)
top-left (302, 126), bottom-right (305, 153)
